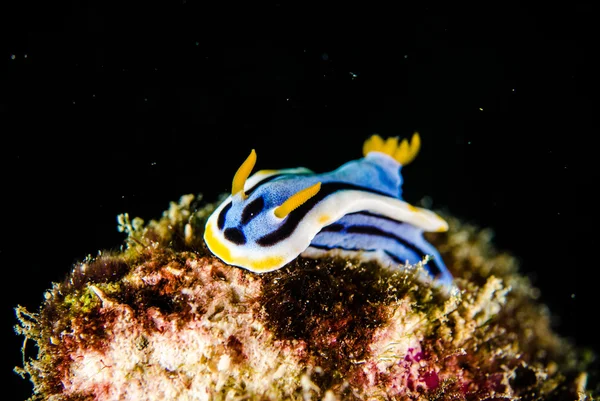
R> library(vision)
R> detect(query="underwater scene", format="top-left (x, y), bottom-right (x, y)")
top-left (3, 3), bottom-right (591, 400)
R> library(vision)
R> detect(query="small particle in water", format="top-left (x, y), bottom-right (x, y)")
top-left (195, 42), bottom-right (199, 46)
top-left (144, 98), bottom-right (148, 102)
top-left (512, 88), bottom-right (515, 92)
top-left (479, 107), bottom-right (483, 111)
top-left (420, 196), bottom-right (433, 209)
top-left (10, 54), bottom-right (15, 60)
top-left (24, 54), bottom-right (28, 58)
top-left (404, 54), bottom-right (408, 59)
top-left (92, 94), bottom-right (95, 98)
top-left (349, 72), bottom-right (358, 80)
top-left (571, 293), bottom-right (576, 299)
top-left (468, 141), bottom-right (471, 145)
top-left (151, 162), bottom-right (157, 166)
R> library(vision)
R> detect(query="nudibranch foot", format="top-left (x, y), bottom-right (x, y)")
top-left (301, 246), bottom-right (457, 296)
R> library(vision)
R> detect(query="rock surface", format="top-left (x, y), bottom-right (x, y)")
top-left (15, 194), bottom-right (593, 400)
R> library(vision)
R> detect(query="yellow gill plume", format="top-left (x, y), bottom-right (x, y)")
top-left (362, 132), bottom-right (421, 166)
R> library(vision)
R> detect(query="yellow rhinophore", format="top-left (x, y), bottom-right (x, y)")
top-left (274, 182), bottom-right (322, 218)
top-left (232, 149), bottom-right (257, 199)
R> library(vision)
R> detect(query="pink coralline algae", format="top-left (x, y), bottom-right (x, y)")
top-left (14, 194), bottom-right (595, 400)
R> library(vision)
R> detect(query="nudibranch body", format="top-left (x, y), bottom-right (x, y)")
top-left (204, 134), bottom-right (454, 291)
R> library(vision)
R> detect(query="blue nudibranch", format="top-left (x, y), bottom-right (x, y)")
top-left (204, 133), bottom-right (454, 291)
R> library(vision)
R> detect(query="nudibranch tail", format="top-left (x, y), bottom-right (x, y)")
top-left (232, 149), bottom-right (257, 199)
top-left (362, 132), bottom-right (421, 166)
top-left (274, 182), bottom-right (322, 218)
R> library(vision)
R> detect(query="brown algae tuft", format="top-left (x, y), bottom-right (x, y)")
top-left (15, 194), bottom-right (595, 400)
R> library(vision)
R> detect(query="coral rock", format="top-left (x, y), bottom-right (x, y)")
top-left (15, 195), bottom-right (594, 400)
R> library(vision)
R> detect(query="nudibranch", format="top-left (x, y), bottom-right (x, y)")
top-left (204, 133), bottom-right (454, 291)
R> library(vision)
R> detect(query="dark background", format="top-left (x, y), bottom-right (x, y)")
top-left (1, 3), bottom-right (592, 399)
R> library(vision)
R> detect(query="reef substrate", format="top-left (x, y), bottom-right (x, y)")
top-left (15, 194), bottom-right (594, 400)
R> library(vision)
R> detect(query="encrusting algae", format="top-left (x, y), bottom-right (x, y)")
top-left (14, 194), bottom-right (596, 400)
